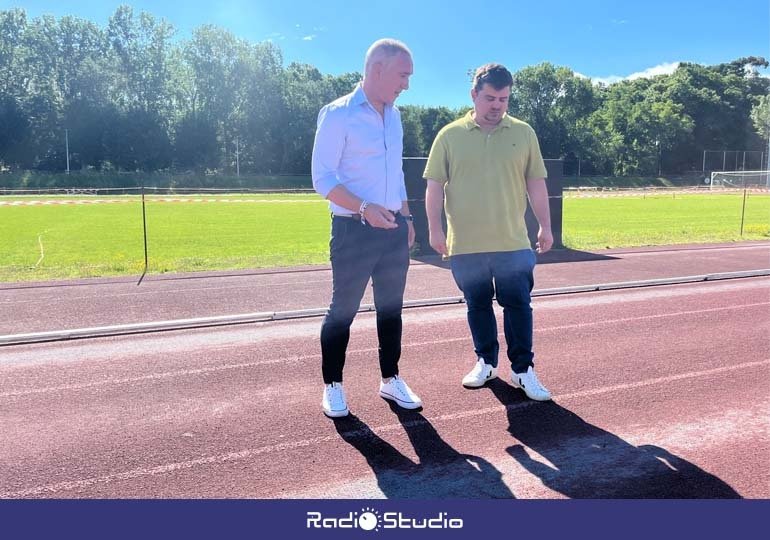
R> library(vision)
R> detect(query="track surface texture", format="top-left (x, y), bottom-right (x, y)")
top-left (1, 242), bottom-right (768, 498)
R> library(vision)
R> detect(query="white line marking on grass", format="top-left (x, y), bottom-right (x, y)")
top-left (2, 358), bottom-right (768, 498)
top-left (33, 233), bottom-right (45, 268)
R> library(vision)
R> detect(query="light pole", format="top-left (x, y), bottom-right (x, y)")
top-left (65, 128), bottom-right (70, 174)
top-left (235, 138), bottom-right (240, 178)
top-left (655, 139), bottom-right (661, 177)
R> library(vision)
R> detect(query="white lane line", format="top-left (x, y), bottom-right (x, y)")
top-left (2, 301), bottom-right (767, 399)
top-left (2, 358), bottom-right (768, 498)
top-left (2, 283), bottom-right (768, 366)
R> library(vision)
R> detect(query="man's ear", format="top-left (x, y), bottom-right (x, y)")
top-left (372, 61), bottom-right (383, 79)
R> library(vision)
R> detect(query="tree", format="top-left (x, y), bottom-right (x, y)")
top-left (586, 77), bottom-right (693, 175)
top-left (509, 63), bottom-right (599, 159)
top-left (238, 41), bottom-right (286, 173)
top-left (0, 9), bottom-right (27, 98)
top-left (108, 6), bottom-right (175, 115)
top-left (0, 95), bottom-right (28, 166)
top-left (750, 94), bottom-right (770, 141)
top-left (279, 63), bottom-right (334, 173)
top-left (419, 106), bottom-right (458, 154)
top-left (398, 105), bottom-right (424, 157)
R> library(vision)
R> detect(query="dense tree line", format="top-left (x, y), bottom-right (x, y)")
top-left (1, 6), bottom-right (768, 179)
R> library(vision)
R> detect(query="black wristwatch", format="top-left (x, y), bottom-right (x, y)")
top-left (403, 214), bottom-right (414, 222)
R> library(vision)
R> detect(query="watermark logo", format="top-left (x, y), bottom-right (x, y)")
top-left (358, 507), bottom-right (382, 531)
top-left (306, 507), bottom-right (463, 531)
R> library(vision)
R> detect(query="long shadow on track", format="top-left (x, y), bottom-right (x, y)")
top-left (331, 383), bottom-right (742, 499)
top-left (333, 404), bottom-right (514, 498)
top-left (487, 380), bottom-right (742, 498)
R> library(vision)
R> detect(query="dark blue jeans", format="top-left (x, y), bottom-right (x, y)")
top-left (450, 249), bottom-right (536, 373)
top-left (320, 214), bottom-right (410, 384)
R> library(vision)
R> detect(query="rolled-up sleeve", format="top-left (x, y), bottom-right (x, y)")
top-left (311, 105), bottom-right (346, 198)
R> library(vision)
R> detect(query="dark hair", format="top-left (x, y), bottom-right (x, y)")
top-left (472, 63), bottom-right (513, 92)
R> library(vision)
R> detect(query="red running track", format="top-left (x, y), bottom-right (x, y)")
top-left (1, 276), bottom-right (767, 498)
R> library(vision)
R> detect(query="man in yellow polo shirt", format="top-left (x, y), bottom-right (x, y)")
top-left (423, 63), bottom-right (553, 401)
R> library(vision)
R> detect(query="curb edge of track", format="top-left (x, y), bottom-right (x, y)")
top-left (2, 269), bottom-right (768, 347)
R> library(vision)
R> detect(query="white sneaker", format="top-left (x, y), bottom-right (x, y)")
top-left (379, 375), bottom-right (423, 409)
top-left (462, 358), bottom-right (498, 388)
top-left (322, 382), bottom-right (349, 417)
top-left (511, 366), bottom-right (552, 401)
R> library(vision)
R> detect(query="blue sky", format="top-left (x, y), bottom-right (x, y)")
top-left (5, 0), bottom-right (769, 107)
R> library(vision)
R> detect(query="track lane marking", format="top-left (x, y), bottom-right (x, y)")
top-left (2, 301), bottom-right (768, 398)
top-left (2, 358), bottom-right (768, 498)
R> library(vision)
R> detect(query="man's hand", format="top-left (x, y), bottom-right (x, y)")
top-left (363, 204), bottom-right (398, 229)
top-left (429, 229), bottom-right (448, 256)
top-left (536, 226), bottom-right (553, 254)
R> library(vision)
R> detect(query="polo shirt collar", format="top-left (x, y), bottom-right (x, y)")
top-left (463, 111), bottom-right (514, 131)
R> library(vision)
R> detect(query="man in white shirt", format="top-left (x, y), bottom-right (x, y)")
top-left (311, 38), bottom-right (422, 418)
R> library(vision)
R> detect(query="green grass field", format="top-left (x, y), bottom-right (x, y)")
top-left (562, 192), bottom-right (769, 250)
top-left (1, 192), bottom-right (768, 282)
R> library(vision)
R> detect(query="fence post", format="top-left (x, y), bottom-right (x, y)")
top-left (137, 185), bottom-right (149, 285)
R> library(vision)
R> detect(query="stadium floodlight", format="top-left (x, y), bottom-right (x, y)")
top-left (709, 170), bottom-right (770, 190)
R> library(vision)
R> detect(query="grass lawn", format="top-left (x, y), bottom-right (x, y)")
top-left (1, 192), bottom-right (768, 282)
top-left (562, 192), bottom-right (769, 250)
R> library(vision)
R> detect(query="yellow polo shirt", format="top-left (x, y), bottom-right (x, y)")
top-left (423, 112), bottom-right (547, 256)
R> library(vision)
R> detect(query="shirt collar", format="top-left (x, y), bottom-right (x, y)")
top-left (350, 83), bottom-right (368, 107)
top-left (352, 82), bottom-right (391, 113)
top-left (463, 111), bottom-right (513, 131)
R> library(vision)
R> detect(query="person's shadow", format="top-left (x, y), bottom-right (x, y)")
top-left (333, 403), bottom-right (514, 498)
top-left (487, 379), bottom-right (741, 498)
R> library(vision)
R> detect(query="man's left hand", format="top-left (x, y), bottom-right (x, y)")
top-left (536, 227), bottom-right (553, 254)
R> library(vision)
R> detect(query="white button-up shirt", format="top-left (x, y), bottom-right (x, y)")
top-left (311, 83), bottom-right (407, 214)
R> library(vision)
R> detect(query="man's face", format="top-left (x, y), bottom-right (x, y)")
top-left (471, 83), bottom-right (510, 127)
top-left (375, 52), bottom-right (413, 105)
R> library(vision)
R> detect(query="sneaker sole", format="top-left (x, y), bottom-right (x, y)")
top-left (379, 390), bottom-right (422, 410)
top-left (510, 380), bottom-right (552, 401)
top-left (462, 374), bottom-right (498, 388)
top-left (322, 406), bottom-right (350, 418)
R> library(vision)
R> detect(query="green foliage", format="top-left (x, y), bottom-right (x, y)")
top-left (0, 6), bottom-right (767, 179)
top-left (750, 94), bottom-right (770, 141)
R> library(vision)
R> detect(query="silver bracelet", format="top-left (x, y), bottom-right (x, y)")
top-left (358, 200), bottom-right (369, 224)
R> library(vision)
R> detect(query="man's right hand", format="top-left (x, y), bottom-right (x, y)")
top-left (429, 229), bottom-right (448, 256)
top-left (363, 203), bottom-right (398, 229)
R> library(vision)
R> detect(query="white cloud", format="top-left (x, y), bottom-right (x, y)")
top-left (590, 62), bottom-right (681, 86)
top-left (591, 75), bottom-right (625, 86)
top-left (302, 34), bottom-right (316, 41)
top-left (611, 19), bottom-right (628, 25)
top-left (626, 62), bottom-right (680, 80)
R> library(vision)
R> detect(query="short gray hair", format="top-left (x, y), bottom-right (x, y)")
top-left (364, 38), bottom-right (412, 74)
